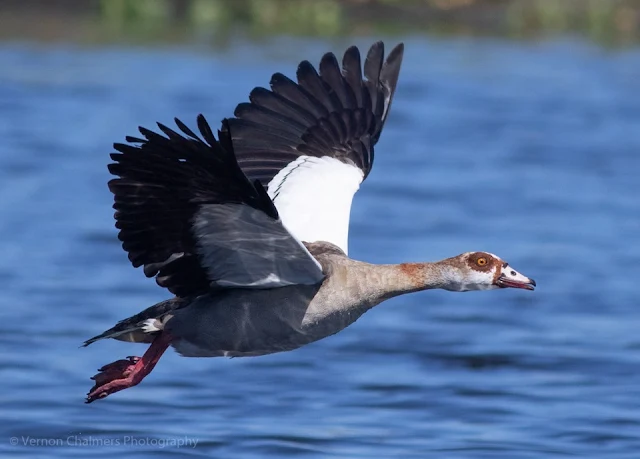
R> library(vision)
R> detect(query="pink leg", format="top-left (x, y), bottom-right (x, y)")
top-left (86, 332), bottom-right (172, 403)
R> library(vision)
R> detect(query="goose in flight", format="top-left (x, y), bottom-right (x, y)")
top-left (84, 42), bottom-right (535, 403)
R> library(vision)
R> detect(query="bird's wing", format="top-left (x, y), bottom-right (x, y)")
top-left (228, 41), bottom-right (404, 254)
top-left (108, 116), bottom-right (324, 298)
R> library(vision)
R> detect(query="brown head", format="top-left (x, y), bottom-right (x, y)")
top-left (438, 252), bottom-right (536, 292)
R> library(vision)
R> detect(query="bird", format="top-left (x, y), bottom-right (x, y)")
top-left (84, 41), bottom-right (535, 403)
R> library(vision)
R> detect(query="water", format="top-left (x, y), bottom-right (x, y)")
top-left (1, 36), bottom-right (640, 458)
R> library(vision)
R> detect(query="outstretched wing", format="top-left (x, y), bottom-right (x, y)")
top-left (228, 41), bottom-right (404, 254)
top-left (108, 116), bottom-right (324, 297)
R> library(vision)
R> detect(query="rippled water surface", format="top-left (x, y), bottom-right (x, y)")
top-left (1, 37), bottom-right (640, 458)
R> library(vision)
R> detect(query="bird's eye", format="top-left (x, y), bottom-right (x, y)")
top-left (477, 257), bottom-right (487, 266)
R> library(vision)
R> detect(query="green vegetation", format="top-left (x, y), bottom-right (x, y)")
top-left (94, 0), bottom-right (640, 46)
top-left (2, 0), bottom-right (640, 47)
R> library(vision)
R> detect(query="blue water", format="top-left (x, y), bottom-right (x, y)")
top-left (1, 36), bottom-right (640, 458)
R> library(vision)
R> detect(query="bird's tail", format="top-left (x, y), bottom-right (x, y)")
top-left (82, 297), bottom-right (188, 347)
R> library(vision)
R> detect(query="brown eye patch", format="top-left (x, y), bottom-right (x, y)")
top-left (467, 252), bottom-right (494, 272)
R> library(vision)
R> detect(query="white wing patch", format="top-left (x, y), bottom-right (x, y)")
top-left (193, 204), bottom-right (324, 288)
top-left (267, 156), bottom-right (364, 254)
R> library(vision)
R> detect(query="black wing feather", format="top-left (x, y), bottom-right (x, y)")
top-left (296, 60), bottom-right (341, 113)
top-left (342, 46), bottom-right (364, 108)
top-left (319, 51), bottom-right (355, 111)
top-left (228, 41), bottom-right (404, 186)
top-left (108, 116), bottom-right (277, 297)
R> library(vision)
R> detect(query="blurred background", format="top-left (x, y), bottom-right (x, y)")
top-left (1, 0), bottom-right (640, 458)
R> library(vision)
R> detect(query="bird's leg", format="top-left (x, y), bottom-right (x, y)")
top-left (86, 331), bottom-right (172, 403)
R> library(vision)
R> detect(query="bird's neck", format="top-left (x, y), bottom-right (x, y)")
top-left (363, 261), bottom-right (458, 302)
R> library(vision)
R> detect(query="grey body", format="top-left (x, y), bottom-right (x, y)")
top-left (86, 242), bottom-right (418, 357)
top-left (170, 243), bottom-right (401, 357)
top-left (171, 282), bottom-right (346, 357)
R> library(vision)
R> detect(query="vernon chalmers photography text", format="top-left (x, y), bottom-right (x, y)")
top-left (12, 435), bottom-right (199, 449)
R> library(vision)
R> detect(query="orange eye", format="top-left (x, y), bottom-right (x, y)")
top-left (477, 257), bottom-right (487, 266)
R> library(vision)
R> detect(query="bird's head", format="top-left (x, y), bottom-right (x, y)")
top-left (442, 251), bottom-right (536, 292)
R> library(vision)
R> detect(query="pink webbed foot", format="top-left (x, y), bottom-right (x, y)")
top-left (85, 333), bottom-right (171, 403)
top-left (87, 356), bottom-right (141, 401)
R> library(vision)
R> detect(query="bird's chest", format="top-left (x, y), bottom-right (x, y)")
top-left (298, 281), bottom-right (379, 339)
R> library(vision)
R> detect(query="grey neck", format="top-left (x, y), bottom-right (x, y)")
top-left (357, 261), bottom-right (456, 304)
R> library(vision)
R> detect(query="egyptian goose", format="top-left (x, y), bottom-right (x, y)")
top-left (84, 42), bottom-right (535, 403)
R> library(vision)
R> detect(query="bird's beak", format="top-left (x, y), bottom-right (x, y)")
top-left (495, 263), bottom-right (536, 291)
